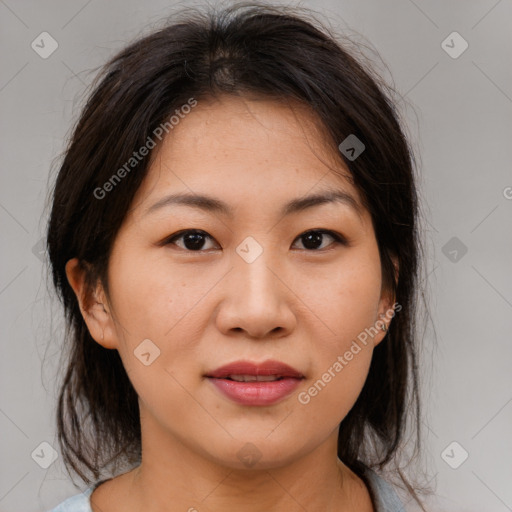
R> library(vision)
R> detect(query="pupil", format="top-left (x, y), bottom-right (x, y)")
top-left (184, 232), bottom-right (205, 250)
top-left (303, 231), bottom-right (322, 250)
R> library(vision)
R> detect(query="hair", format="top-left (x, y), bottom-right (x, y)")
top-left (45, 2), bottom-right (429, 509)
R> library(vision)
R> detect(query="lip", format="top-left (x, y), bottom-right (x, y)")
top-left (205, 359), bottom-right (304, 406)
top-left (206, 360), bottom-right (304, 379)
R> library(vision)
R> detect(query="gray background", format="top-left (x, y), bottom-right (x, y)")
top-left (1, 0), bottom-right (511, 511)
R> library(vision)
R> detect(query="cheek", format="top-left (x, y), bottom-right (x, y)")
top-left (293, 253), bottom-right (381, 414)
top-left (298, 254), bottom-right (383, 345)
top-left (297, 326), bottom-right (375, 434)
top-left (106, 249), bottom-right (220, 396)
top-left (108, 248), bottom-right (214, 337)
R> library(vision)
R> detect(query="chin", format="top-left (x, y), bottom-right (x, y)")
top-left (201, 435), bottom-right (311, 471)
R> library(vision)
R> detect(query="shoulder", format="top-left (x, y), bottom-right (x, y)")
top-left (46, 486), bottom-right (94, 512)
top-left (360, 467), bottom-right (406, 512)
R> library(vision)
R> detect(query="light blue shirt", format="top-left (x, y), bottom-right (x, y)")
top-left (47, 467), bottom-right (405, 511)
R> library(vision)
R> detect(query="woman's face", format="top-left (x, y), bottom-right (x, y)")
top-left (68, 95), bottom-right (394, 469)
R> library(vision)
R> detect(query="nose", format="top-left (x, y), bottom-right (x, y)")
top-left (215, 249), bottom-right (297, 340)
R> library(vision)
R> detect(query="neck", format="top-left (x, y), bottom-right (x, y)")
top-left (119, 418), bottom-right (369, 512)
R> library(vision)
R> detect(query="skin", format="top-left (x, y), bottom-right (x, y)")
top-left (66, 94), bottom-right (396, 512)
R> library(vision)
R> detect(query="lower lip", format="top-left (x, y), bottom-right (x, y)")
top-left (207, 377), bottom-right (301, 406)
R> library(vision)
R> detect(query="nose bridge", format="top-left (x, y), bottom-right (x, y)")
top-left (232, 236), bottom-right (282, 306)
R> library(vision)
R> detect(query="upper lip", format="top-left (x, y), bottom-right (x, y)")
top-left (206, 360), bottom-right (304, 379)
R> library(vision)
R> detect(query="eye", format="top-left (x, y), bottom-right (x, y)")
top-left (164, 229), bottom-right (219, 251)
top-left (163, 229), bottom-right (347, 252)
top-left (292, 229), bottom-right (346, 251)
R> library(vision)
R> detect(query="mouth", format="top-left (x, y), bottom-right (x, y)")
top-left (219, 375), bottom-right (288, 382)
top-left (205, 360), bottom-right (304, 406)
top-left (205, 359), bottom-right (304, 380)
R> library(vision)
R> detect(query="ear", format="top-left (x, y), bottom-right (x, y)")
top-left (373, 256), bottom-right (399, 347)
top-left (65, 258), bottom-right (118, 349)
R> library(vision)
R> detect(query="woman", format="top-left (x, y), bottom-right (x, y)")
top-left (46, 3), bottom-right (428, 511)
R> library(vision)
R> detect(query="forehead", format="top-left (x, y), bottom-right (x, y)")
top-left (129, 95), bottom-right (363, 219)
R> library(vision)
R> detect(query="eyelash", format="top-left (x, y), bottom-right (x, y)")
top-left (163, 229), bottom-right (348, 252)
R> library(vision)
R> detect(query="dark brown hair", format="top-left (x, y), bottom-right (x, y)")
top-left (45, 2), bottom-right (429, 508)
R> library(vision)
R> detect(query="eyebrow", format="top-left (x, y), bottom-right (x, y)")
top-left (144, 189), bottom-right (361, 219)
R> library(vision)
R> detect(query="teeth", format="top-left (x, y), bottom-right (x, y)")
top-left (228, 374), bottom-right (281, 382)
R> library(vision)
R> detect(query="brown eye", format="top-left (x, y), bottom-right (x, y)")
top-left (292, 230), bottom-right (346, 251)
top-left (165, 230), bottom-right (218, 251)
top-left (163, 228), bottom-right (346, 252)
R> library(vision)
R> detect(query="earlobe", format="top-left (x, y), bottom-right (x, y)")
top-left (373, 311), bottom-right (390, 347)
top-left (374, 290), bottom-right (398, 348)
top-left (373, 255), bottom-right (400, 347)
top-left (64, 258), bottom-right (118, 349)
